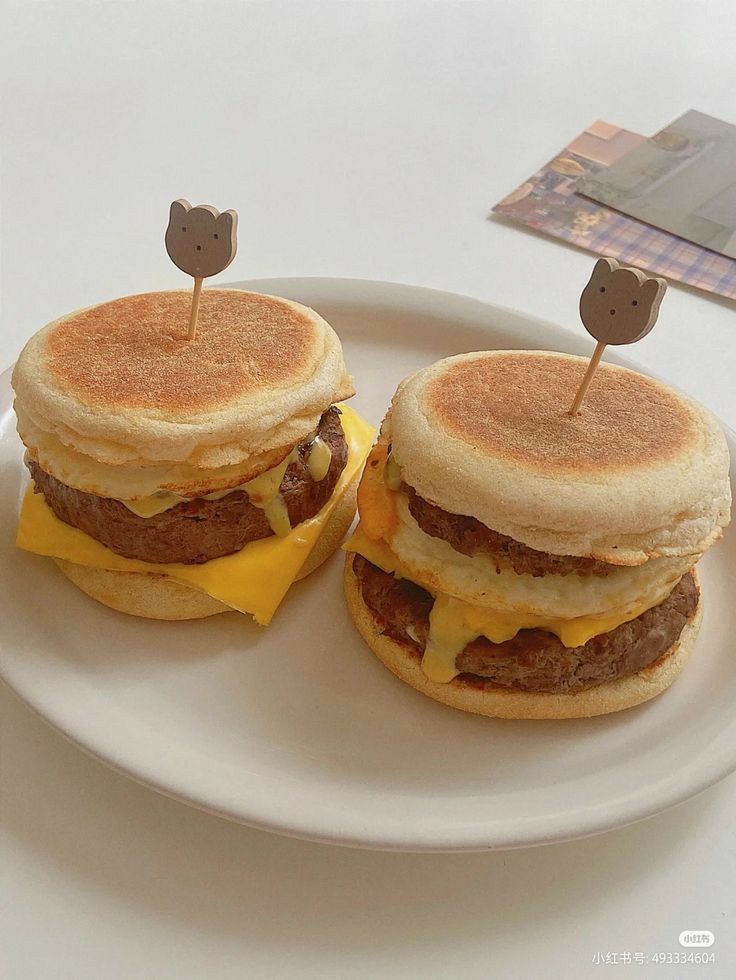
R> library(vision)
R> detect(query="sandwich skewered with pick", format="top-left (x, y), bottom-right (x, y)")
top-left (343, 261), bottom-right (731, 719)
top-left (13, 201), bottom-right (374, 622)
top-left (14, 288), bottom-right (373, 622)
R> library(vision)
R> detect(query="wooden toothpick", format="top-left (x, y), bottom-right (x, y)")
top-left (569, 339), bottom-right (606, 416)
top-left (188, 277), bottom-right (203, 340)
top-left (165, 199), bottom-right (238, 341)
top-left (569, 257), bottom-right (667, 415)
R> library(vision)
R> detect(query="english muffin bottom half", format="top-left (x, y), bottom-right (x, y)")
top-left (343, 351), bottom-right (730, 719)
top-left (14, 289), bottom-right (375, 622)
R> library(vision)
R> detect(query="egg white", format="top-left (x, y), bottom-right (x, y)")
top-left (386, 493), bottom-right (693, 619)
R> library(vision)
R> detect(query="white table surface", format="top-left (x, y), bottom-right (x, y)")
top-left (1, 2), bottom-right (734, 977)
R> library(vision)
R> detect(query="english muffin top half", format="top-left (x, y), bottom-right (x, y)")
top-left (13, 289), bottom-right (355, 498)
top-left (387, 350), bottom-right (731, 565)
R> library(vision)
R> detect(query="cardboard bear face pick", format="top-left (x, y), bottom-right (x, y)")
top-left (569, 257), bottom-right (667, 415)
top-left (165, 199), bottom-right (239, 339)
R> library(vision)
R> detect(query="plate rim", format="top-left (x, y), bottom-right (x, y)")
top-left (1, 276), bottom-right (734, 852)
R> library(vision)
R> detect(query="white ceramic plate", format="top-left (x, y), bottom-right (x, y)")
top-left (1, 278), bottom-right (734, 852)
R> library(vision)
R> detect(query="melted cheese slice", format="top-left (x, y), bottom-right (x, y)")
top-left (122, 436), bottom-right (331, 539)
top-left (241, 447), bottom-right (299, 537)
top-left (344, 527), bottom-right (664, 683)
top-left (123, 485), bottom-right (240, 519)
top-left (383, 452), bottom-right (402, 491)
top-left (306, 436), bottom-right (332, 482)
top-left (17, 405), bottom-right (375, 626)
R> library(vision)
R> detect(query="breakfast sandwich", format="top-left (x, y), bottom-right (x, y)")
top-left (14, 288), bottom-right (373, 622)
top-left (343, 350), bottom-right (731, 718)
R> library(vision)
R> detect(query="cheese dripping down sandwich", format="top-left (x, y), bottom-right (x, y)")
top-left (343, 351), bottom-right (731, 719)
top-left (13, 289), bottom-right (374, 622)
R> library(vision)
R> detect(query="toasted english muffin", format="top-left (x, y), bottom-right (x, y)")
top-left (387, 350), bottom-right (730, 564)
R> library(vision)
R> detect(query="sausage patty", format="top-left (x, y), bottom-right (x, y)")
top-left (403, 483), bottom-right (615, 577)
top-left (29, 407), bottom-right (348, 564)
top-left (351, 554), bottom-right (698, 694)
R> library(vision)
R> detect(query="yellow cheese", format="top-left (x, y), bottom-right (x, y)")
top-left (119, 424), bottom-right (339, 535)
top-left (123, 485), bottom-right (236, 519)
top-left (344, 528), bottom-right (663, 683)
top-left (383, 452), bottom-right (402, 491)
top-left (123, 495), bottom-right (180, 518)
top-left (123, 433), bottom-right (333, 536)
top-left (240, 447), bottom-right (299, 537)
top-left (17, 405), bottom-right (375, 626)
top-left (344, 527), bottom-right (404, 574)
top-left (422, 593), bottom-right (658, 683)
top-left (259, 494), bottom-right (291, 538)
top-left (241, 449), bottom-right (296, 506)
top-left (122, 444), bottom-right (302, 534)
top-left (306, 436), bottom-right (332, 482)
